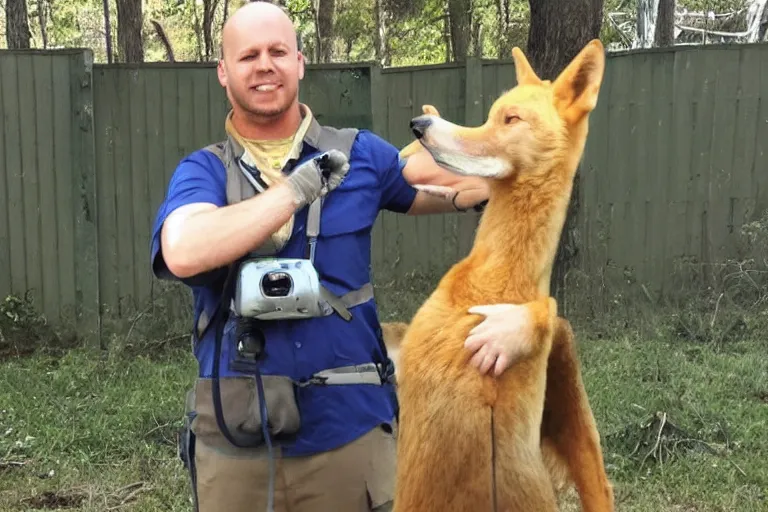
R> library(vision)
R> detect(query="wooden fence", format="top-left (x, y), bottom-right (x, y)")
top-left (1, 43), bottom-right (767, 344)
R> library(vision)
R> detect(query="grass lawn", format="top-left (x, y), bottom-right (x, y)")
top-left (1, 281), bottom-right (767, 511)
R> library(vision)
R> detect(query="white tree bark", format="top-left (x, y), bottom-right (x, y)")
top-left (746, 0), bottom-right (768, 42)
top-left (608, 0), bottom-right (767, 49)
top-left (635, 0), bottom-right (660, 48)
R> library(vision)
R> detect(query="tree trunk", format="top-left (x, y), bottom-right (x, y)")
top-left (471, 5), bottom-right (482, 57)
top-left (103, 0), bottom-right (113, 63)
top-left (151, 20), bottom-right (175, 61)
top-left (448, 0), bottom-right (471, 61)
top-left (37, 0), bottom-right (49, 48)
top-left (443, 0), bottom-right (452, 61)
top-left (526, 0), bottom-right (604, 302)
top-left (191, 0), bottom-right (203, 61)
top-left (636, 0), bottom-right (660, 48)
top-left (116, 0), bottom-right (144, 62)
top-left (222, 0), bottom-right (230, 25)
top-left (747, 0), bottom-right (768, 43)
top-left (315, 0), bottom-right (336, 62)
top-left (654, 0), bottom-right (675, 46)
top-left (373, 0), bottom-right (391, 66)
top-left (5, 0), bottom-right (32, 49)
top-left (496, 0), bottom-right (513, 58)
top-left (202, 0), bottom-right (219, 61)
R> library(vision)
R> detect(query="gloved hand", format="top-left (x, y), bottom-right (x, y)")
top-left (285, 150), bottom-right (350, 208)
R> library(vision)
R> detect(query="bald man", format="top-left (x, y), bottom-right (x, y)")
top-left (150, 2), bottom-right (539, 511)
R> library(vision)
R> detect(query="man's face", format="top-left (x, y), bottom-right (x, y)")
top-left (218, 19), bottom-right (304, 121)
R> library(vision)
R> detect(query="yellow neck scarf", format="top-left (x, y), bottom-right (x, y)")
top-left (224, 106), bottom-right (314, 249)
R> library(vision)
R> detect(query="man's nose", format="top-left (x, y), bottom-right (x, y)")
top-left (254, 53), bottom-right (275, 71)
top-left (410, 116), bottom-right (433, 139)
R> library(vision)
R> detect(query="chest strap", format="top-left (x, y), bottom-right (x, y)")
top-left (296, 361), bottom-right (396, 388)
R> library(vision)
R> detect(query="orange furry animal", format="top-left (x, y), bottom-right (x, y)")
top-left (381, 321), bottom-right (408, 371)
top-left (390, 40), bottom-right (614, 512)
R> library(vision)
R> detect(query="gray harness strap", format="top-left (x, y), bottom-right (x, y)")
top-left (197, 124), bottom-right (388, 388)
top-left (296, 362), bottom-right (391, 387)
top-left (205, 138), bottom-right (280, 255)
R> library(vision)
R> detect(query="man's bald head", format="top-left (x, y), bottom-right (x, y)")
top-left (216, 0), bottom-right (306, 128)
top-left (220, 1), bottom-right (301, 60)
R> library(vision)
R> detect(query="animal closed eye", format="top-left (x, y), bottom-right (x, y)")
top-left (504, 114), bottom-right (521, 124)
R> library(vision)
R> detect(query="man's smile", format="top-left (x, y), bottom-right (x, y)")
top-left (251, 82), bottom-right (281, 93)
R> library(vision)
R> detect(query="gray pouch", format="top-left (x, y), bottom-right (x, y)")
top-left (190, 376), bottom-right (301, 450)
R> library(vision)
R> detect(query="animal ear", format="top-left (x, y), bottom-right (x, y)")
top-left (551, 39), bottom-right (605, 124)
top-left (422, 104), bottom-right (441, 117)
top-left (511, 47), bottom-right (542, 86)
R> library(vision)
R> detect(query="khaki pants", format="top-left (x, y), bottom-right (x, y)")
top-left (188, 424), bottom-right (397, 512)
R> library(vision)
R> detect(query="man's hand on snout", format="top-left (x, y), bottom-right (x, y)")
top-left (464, 304), bottom-right (535, 377)
top-left (400, 149), bottom-right (489, 210)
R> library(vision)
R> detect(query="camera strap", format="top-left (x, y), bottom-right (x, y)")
top-left (305, 194), bottom-right (375, 322)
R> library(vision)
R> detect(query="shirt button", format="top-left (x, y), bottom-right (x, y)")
top-left (294, 341), bottom-right (302, 349)
top-left (272, 161), bottom-right (281, 169)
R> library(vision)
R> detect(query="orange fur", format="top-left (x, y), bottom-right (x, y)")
top-left (388, 40), bottom-right (614, 512)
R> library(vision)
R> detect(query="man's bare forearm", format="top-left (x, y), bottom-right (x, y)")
top-left (161, 183), bottom-right (297, 278)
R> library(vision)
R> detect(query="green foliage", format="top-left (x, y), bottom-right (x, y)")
top-left (387, 0), bottom-right (448, 66)
top-left (0, 293), bottom-right (67, 358)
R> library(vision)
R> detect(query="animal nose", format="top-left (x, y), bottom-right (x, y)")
top-left (410, 116), bottom-right (432, 139)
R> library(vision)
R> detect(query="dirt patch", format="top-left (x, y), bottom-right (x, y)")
top-left (0, 294), bottom-right (78, 362)
top-left (605, 411), bottom-right (723, 468)
top-left (21, 491), bottom-right (85, 509)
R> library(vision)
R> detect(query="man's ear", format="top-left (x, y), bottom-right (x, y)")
top-left (511, 47), bottom-right (542, 86)
top-left (552, 39), bottom-right (605, 124)
top-left (217, 60), bottom-right (228, 88)
top-left (297, 51), bottom-right (305, 80)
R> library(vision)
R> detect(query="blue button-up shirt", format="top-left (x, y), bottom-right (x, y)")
top-left (150, 127), bottom-right (417, 456)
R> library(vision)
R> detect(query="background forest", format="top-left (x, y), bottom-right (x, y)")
top-left (2, 0), bottom-right (767, 67)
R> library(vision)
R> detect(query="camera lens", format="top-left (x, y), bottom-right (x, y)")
top-left (262, 271), bottom-right (292, 297)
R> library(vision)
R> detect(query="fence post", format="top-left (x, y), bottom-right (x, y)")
top-left (456, 56), bottom-right (484, 257)
top-left (70, 49), bottom-right (101, 349)
top-left (369, 62), bottom-right (387, 139)
top-left (464, 56), bottom-right (483, 126)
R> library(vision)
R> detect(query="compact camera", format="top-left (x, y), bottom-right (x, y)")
top-left (233, 258), bottom-right (326, 320)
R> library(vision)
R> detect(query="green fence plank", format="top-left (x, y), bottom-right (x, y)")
top-left (33, 55), bottom-right (60, 320)
top-left (129, 69), bottom-right (152, 310)
top-left (0, 55), bottom-right (11, 301)
top-left (17, 55), bottom-right (44, 314)
top-left (756, 45), bottom-right (768, 218)
top-left (52, 55), bottom-right (77, 320)
top-left (93, 67), bottom-right (119, 313)
top-left (647, 50), bottom-right (674, 293)
top-left (69, 50), bottom-right (100, 346)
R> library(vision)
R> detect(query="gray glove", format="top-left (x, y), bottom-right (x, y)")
top-left (286, 150), bottom-right (350, 208)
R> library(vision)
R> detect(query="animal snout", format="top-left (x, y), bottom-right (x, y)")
top-left (410, 116), bottom-right (433, 139)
